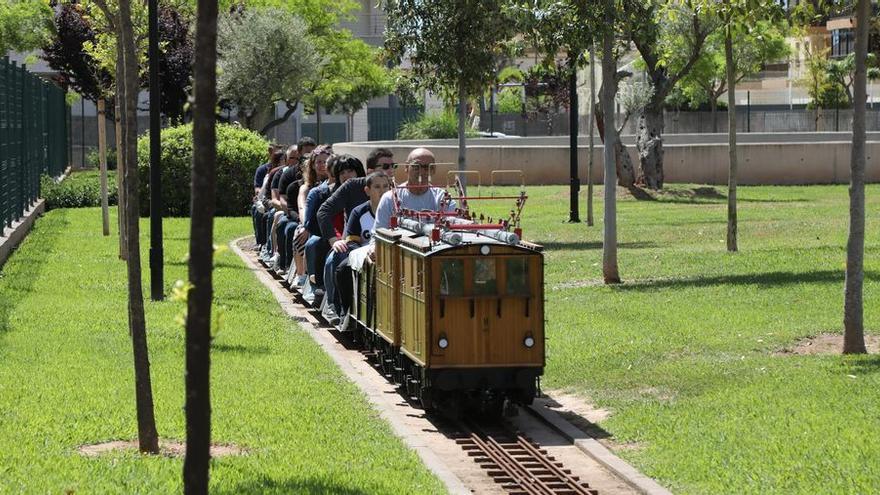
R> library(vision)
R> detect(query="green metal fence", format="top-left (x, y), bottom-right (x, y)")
top-left (0, 57), bottom-right (69, 234)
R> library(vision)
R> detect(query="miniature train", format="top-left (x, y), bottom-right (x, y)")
top-left (346, 177), bottom-right (545, 416)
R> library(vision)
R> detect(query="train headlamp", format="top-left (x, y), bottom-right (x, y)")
top-left (523, 336), bottom-right (535, 348)
top-left (438, 336), bottom-right (449, 349)
top-left (480, 245), bottom-right (491, 256)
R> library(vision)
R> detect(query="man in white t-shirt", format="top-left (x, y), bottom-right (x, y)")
top-left (373, 147), bottom-right (456, 231)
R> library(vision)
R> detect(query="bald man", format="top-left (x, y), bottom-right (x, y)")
top-left (373, 147), bottom-right (455, 230)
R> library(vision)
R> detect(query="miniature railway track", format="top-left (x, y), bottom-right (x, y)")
top-left (253, 252), bottom-right (598, 495)
top-left (454, 420), bottom-right (598, 495)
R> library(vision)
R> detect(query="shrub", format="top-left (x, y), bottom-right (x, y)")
top-left (85, 147), bottom-right (118, 170)
top-left (397, 111), bottom-right (479, 140)
top-left (41, 170), bottom-right (118, 210)
top-left (137, 123), bottom-right (269, 217)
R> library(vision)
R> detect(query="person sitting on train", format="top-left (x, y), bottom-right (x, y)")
top-left (257, 149), bottom-right (286, 263)
top-left (316, 147), bottom-right (395, 250)
top-left (373, 147), bottom-right (456, 231)
top-left (325, 171), bottom-right (392, 324)
top-left (287, 149), bottom-right (329, 287)
top-left (302, 152), bottom-right (364, 301)
top-left (251, 143), bottom-right (279, 248)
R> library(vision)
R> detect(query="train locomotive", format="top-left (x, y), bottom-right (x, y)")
top-left (347, 177), bottom-right (545, 415)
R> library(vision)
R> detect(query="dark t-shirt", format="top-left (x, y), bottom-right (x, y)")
top-left (285, 179), bottom-right (304, 218)
top-left (254, 162), bottom-right (270, 188)
top-left (278, 166), bottom-right (301, 198)
top-left (270, 166), bottom-right (286, 191)
top-left (343, 201), bottom-right (375, 246)
top-left (317, 177), bottom-right (368, 242)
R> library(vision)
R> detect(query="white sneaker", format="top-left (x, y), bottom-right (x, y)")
top-left (294, 275), bottom-right (306, 287)
top-left (269, 253), bottom-right (281, 270)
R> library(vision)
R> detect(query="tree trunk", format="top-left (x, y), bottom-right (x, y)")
top-left (458, 82), bottom-right (467, 188)
top-left (184, 0), bottom-right (218, 489)
top-left (259, 101), bottom-right (298, 137)
top-left (587, 47), bottom-right (595, 227)
top-left (725, 23), bottom-right (738, 253)
top-left (315, 102), bottom-right (322, 143)
top-left (595, 104), bottom-right (636, 188)
top-left (600, 5), bottom-right (620, 284)
top-left (636, 102), bottom-right (665, 189)
top-left (843, 0), bottom-right (869, 354)
top-left (115, 65), bottom-right (127, 260)
top-left (710, 97), bottom-right (718, 133)
top-left (119, 0), bottom-right (161, 455)
top-left (98, 98), bottom-right (110, 236)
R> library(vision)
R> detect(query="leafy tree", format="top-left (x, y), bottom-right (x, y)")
top-left (384, 0), bottom-right (516, 178)
top-left (844, 0), bottom-right (870, 354)
top-left (678, 19), bottom-right (789, 132)
top-left (156, 5), bottom-right (194, 122)
top-left (306, 32), bottom-right (393, 141)
top-left (0, 0), bottom-right (53, 55)
top-left (42, 2), bottom-right (110, 101)
top-left (827, 52), bottom-right (880, 107)
top-left (184, 0), bottom-right (219, 489)
top-left (217, 7), bottom-right (320, 133)
top-left (623, 0), bottom-right (716, 189)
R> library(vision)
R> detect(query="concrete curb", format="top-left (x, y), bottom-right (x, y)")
top-left (230, 238), bottom-right (471, 495)
top-left (0, 199), bottom-right (45, 270)
top-left (527, 399), bottom-right (673, 495)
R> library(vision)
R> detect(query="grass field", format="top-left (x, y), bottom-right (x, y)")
top-left (3, 182), bottom-right (878, 494)
top-left (477, 183), bottom-right (880, 494)
top-left (0, 209), bottom-right (444, 493)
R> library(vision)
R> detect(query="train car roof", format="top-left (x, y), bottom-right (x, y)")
top-left (375, 227), bottom-right (543, 256)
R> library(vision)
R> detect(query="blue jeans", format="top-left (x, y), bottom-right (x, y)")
top-left (305, 235), bottom-right (329, 287)
top-left (279, 217), bottom-right (298, 270)
top-left (323, 250), bottom-right (350, 314)
top-left (263, 208), bottom-right (276, 252)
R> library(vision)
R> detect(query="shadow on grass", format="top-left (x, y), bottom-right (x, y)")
top-left (541, 241), bottom-right (656, 251)
top-left (617, 270), bottom-right (880, 291)
top-left (541, 396), bottom-right (613, 441)
top-left (215, 477), bottom-right (372, 495)
top-left (0, 209), bottom-right (71, 336)
top-left (211, 343), bottom-right (271, 355)
top-left (626, 186), bottom-right (808, 205)
top-left (846, 355), bottom-right (880, 375)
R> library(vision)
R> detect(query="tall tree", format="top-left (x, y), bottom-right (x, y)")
top-left (710, 0), bottom-right (783, 253)
top-left (601, 0), bottom-right (621, 284)
top-left (184, 0), bottom-right (218, 490)
top-left (623, 0), bottom-right (715, 189)
top-left (91, 0), bottom-right (161, 454)
top-left (843, 0), bottom-right (869, 355)
top-left (216, 7), bottom-right (320, 132)
top-left (384, 0), bottom-right (515, 181)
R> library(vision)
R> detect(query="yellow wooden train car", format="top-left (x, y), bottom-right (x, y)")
top-left (357, 227), bottom-right (544, 413)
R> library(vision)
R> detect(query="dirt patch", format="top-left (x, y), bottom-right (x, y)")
top-left (776, 333), bottom-right (880, 356)
top-left (542, 390), bottom-right (612, 439)
top-left (77, 440), bottom-right (247, 458)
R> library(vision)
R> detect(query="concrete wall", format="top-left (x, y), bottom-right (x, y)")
top-left (334, 134), bottom-right (880, 185)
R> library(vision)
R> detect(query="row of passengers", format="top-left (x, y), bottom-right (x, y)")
top-left (318, 147), bottom-right (456, 323)
top-left (253, 144), bottom-right (454, 324)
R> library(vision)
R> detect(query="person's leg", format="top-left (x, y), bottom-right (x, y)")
top-left (323, 250), bottom-right (349, 318)
top-left (335, 257), bottom-right (354, 316)
top-left (305, 235), bottom-right (322, 286)
top-left (281, 220), bottom-right (297, 271)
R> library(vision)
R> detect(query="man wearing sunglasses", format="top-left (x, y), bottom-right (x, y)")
top-left (373, 147), bottom-right (453, 230)
top-left (316, 147), bottom-right (394, 247)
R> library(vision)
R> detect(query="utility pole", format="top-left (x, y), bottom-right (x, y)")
top-left (148, 0), bottom-right (164, 300)
top-left (568, 60), bottom-right (580, 223)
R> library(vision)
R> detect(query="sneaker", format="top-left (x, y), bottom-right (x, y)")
top-left (269, 253), bottom-right (281, 270)
top-left (294, 274), bottom-right (306, 287)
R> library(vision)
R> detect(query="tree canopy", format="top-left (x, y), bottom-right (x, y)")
top-left (0, 0), bottom-right (53, 55)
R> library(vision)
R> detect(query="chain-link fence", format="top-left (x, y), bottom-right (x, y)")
top-left (0, 57), bottom-right (69, 235)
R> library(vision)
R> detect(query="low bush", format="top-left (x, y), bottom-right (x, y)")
top-left (41, 170), bottom-right (118, 210)
top-left (137, 123), bottom-right (269, 217)
top-left (86, 147), bottom-right (118, 170)
top-left (397, 111), bottom-right (479, 140)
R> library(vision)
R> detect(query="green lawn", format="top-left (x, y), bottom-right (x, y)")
top-left (0, 209), bottom-right (444, 494)
top-left (479, 183), bottom-right (880, 494)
